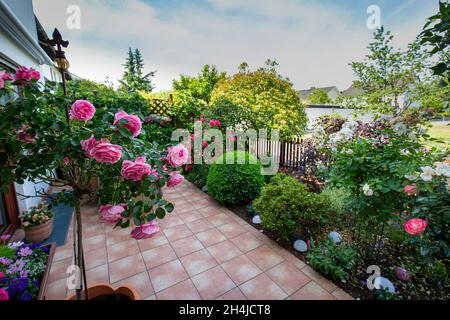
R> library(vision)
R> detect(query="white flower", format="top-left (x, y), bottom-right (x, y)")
top-left (400, 149), bottom-right (410, 156)
top-left (405, 173), bottom-right (419, 181)
top-left (7, 241), bottom-right (24, 249)
top-left (343, 121), bottom-right (358, 130)
top-left (418, 127), bottom-right (428, 135)
top-left (344, 149), bottom-right (354, 155)
top-left (393, 122), bottom-right (408, 135)
top-left (435, 163), bottom-right (450, 178)
top-left (420, 166), bottom-right (435, 182)
top-left (362, 184), bottom-right (374, 196)
top-left (408, 132), bottom-right (417, 141)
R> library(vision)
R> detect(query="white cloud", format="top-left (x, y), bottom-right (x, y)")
top-left (32, 0), bottom-right (437, 92)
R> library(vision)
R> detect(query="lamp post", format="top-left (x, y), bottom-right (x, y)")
top-left (48, 28), bottom-right (70, 122)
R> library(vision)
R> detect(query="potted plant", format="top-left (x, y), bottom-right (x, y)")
top-left (0, 67), bottom-right (189, 300)
top-left (0, 236), bottom-right (56, 301)
top-left (20, 204), bottom-right (54, 243)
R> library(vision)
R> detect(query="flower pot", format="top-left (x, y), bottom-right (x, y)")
top-left (66, 283), bottom-right (140, 300)
top-left (37, 242), bottom-right (56, 300)
top-left (24, 218), bottom-right (54, 243)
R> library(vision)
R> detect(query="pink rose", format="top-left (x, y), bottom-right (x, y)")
top-left (167, 144), bottom-right (189, 168)
top-left (214, 120), bottom-right (221, 127)
top-left (90, 142), bottom-right (123, 164)
top-left (99, 204), bottom-right (126, 224)
top-left (114, 111), bottom-right (142, 137)
top-left (200, 118), bottom-right (206, 123)
top-left (121, 157), bottom-right (155, 181)
top-left (14, 66), bottom-right (40, 84)
top-left (167, 171), bottom-right (184, 188)
top-left (0, 271), bottom-right (4, 278)
top-left (70, 100), bottom-right (96, 122)
top-left (0, 71), bottom-right (13, 89)
top-left (404, 218), bottom-right (428, 235)
top-left (63, 157), bottom-right (70, 165)
top-left (131, 221), bottom-right (160, 240)
top-left (0, 288), bottom-right (8, 300)
top-left (202, 141), bottom-right (208, 148)
top-left (404, 184), bottom-right (417, 196)
top-left (80, 135), bottom-right (109, 157)
top-left (209, 119), bottom-right (216, 127)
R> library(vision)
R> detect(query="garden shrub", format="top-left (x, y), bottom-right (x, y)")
top-left (321, 187), bottom-right (353, 218)
top-left (184, 164), bottom-right (209, 188)
top-left (307, 240), bottom-right (357, 281)
top-left (253, 173), bottom-right (331, 240)
top-left (206, 151), bottom-right (264, 206)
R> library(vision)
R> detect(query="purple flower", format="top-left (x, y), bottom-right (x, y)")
top-left (6, 259), bottom-right (25, 274)
top-left (6, 277), bottom-right (29, 296)
top-left (0, 234), bottom-right (11, 243)
top-left (7, 241), bottom-right (24, 249)
top-left (19, 293), bottom-right (33, 301)
top-left (19, 270), bottom-right (29, 278)
top-left (0, 257), bottom-right (12, 266)
top-left (18, 247), bottom-right (33, 257)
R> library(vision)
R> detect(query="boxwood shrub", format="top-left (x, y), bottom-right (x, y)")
top-left (206, 151), bottom-right (264, 206)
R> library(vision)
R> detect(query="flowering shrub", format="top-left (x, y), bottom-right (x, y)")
top-left (0, 241), bottom-right (51, 300)
top-left (20, 204), bottom-right (53, 229)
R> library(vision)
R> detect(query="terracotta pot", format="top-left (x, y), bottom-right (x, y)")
top-left (37, 243), bottom-right (56, 300)
top-left (67, 283), bottom-right (140, 300)
top-left (24, 218), bottom-right (54, 243)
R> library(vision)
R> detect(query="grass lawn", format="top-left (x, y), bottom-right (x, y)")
top-left (428, 121), bottom-right (450, 147)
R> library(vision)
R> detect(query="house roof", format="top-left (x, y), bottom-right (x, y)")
top-left (297, 86), bottom-right (339, 100)
top-left (341, 84), bottom-right (364, 97)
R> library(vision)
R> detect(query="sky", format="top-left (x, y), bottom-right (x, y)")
top-left (32, 0), bottom-right (438, 92)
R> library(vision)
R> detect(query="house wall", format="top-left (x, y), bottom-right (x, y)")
top-left (1, 0), bottom-right (61, 212)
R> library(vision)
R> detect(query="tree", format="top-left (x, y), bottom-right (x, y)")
top-left (308, 89), bottom-right (332, 105)
top-left (210, 62), bottom-right (307, 140)
top-left (350, 27), bottom-right (431, 114)
top-left (420, 0), bottom-right (450, 86)
top-left (119, 48), bottom-right (155, 93)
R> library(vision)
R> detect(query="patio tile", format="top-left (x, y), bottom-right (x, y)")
top-left (142, 243), bottom-right (177, 269)
top-left (239, 273), bottom-right (287, 300)
top-left (145, 294), bottom-right (157, 300)
top-left (277, 249), bottom-right (306, 270)
top-left (216, 287), bottom-right (248, 300)
top-left (156, 279), bottom-right (201, 300)
top-left (191, 266), bottom-right (236, 300)
top-left (221, 255), bottom-right (262, 285)
top-left (180, 249), bottom-right (218, 276)
top-left (301, 266), bottom-right (337, 293)
top-left (84, 247), bottom-right (107, 270)
top-left (179, 210), bottom-right (204, 223)
top-left (107, 239), bottom-right (140, 263)
top-left (207, 213), bottom-right (233, 227)
top-left (148, 259), bottom-right (189, 292)
top-left (109, 253), bottom-right (146, 283)
top-left (196, 228), bottom-right (227, 247)
top-left (44, 278), bottom-right (67, 300)
top-left (171, 235), bottom-right (204, 257)
top-left (197, 206), bottom-right (222, 218)
top-left (246, 245), bottom-right (284, 271)
top-left (265, 261), bottom-right (311, 295)
top-left (217, 222), bottom-right (247, 239)
top-left (332, 288), bottom-right (354, 300)
top-left (86, 264), bottom-right (109, 286)
top-left (83, 234), bottom-right (106, 252)
top-left (173, 202), bottom-right (197, 215)
top-left (106, 227), bottom-right (133, 246)
top-left (230, 232), bottom-right (264, 253)
top-left (53, 245), bottom-right (73, 262)
top-left (112, 271), bottom-right (154, 300)
top-left (159, 215), bottom-right (184, 229)
top-left (191, 198), bottom-right (218, 209)
top-left (47, 257), bottom-right (72, 284)
top-left (186, 218), bottom-right (214, 233)
top-left (290, 281), bottom-right (336, 300)
top-left (207, 240), bottom-right (242, 264)
top-left (82, 223), bottom-right (105, 239)
top-left (163, 224), bottom-right (193, 242)
top-left (137, 232), bottom-right (169, 252)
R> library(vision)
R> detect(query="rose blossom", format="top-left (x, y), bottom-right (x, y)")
top-left (404, 184), bottom-right (417, 196)
top-left (167, 171), bottom-right (184, 188)
top-left (99, 204), bottom-right (126, 224)
top-left (80, 135), bottom-right (107, 157)
top-left (69, 100), bottom-right (96, 122)
top-left (167, 144), bottom-right (189, 168)
top-left (131, 220), bottom-right (160, 240)
top-left (0, 70), bottom-right (13, 89)
top-left (114, 111), bottom-right (142, 137)
top-left (404, 218), bottom-right (428, 235)
top-left (121, 157), bottom-right (154, 182)
top-left (90, 142), bottom-right (123, 164)
top-left (14, 66), bottom-right (40, 84)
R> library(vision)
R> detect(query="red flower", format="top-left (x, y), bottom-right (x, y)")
top-left (404, 184), bottom-right (417, 196)
top-left (131, 221), bottom-right (160, 239)
top-left (200, 118), bottom-right (206, 123)
top-left (404, 218), bottom-right (427, 235)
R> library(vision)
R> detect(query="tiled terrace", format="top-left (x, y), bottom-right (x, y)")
top-left (44, 181), bottom-right (352, 300)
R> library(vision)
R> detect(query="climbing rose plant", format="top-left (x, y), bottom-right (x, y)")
top-left (0, 67), bottom-right (188, 239)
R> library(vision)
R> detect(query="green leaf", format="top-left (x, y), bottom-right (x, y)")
top-left (165, 203), bottom-right (174, 213)
top-left (155, 207), bottom-right (166, 219)
top-left (119, 127), bottom-right (132, 138)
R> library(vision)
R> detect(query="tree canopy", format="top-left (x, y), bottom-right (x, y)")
top-left (308, 89), bottom-right (332, 105)
top-left (119, 48), bottom-right (155, 93)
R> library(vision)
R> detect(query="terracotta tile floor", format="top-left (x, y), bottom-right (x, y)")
top-left (44, 181), bottom-right (353, 300)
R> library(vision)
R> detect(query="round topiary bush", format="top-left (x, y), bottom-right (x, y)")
top-left (206, 151), bottom-right (264, 206)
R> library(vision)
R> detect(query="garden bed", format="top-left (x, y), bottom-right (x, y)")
top-left (228, 203), bottom-right (450, 300)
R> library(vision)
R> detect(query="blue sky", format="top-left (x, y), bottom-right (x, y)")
top-left (33, 0), bottom-right (438, 92)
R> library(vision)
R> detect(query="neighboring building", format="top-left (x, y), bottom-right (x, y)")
top-left (341, 84), bottom-right (364, 97)
top-left (0, 0), bottom-right (63, 231)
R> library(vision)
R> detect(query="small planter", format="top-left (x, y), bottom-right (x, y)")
top-left (67, 283), bottom-right (140, 300)
top-left (37, 242), bottom-right (56, 300)
top-left (24, 218), bottom-right (54, 243)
